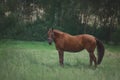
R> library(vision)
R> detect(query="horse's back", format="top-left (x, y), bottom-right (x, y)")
top-left (61, 34), bottom-right (84, 52)
top-left (81, 34), bottom-right (96, 43)
top-left (80, 34), bottom-right (96, 51)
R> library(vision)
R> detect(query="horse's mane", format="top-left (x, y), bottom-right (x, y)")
top-left (53, 29), bottom-right (64, 35)
top-left (53, 29), bottom-right (73, 36)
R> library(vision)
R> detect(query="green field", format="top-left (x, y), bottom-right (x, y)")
top-left (0, 40), bottom-right (120, 80)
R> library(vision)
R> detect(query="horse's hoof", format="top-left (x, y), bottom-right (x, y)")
top-left (60, 64), bottom-right (64, 67)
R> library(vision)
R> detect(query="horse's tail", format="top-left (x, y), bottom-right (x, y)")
top-left (96, 39), bottom-right (105, 65)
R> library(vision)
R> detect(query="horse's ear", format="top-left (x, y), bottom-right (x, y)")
top-left (45, 26), bottom-right (50, 31)
top-left (51, 27), bottom-right (54, 31)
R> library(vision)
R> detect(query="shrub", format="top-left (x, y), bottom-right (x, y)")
top-left (111, 28), bottom-right (120, 44)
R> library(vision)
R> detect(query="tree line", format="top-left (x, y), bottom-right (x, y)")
top-left (0, 0), bottom-right (120, 44)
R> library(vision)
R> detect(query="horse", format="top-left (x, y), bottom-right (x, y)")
top-left (47, 28), bottom-right (105, 67)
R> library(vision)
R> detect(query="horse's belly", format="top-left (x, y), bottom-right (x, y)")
top-left (64, 44), bottom-right (84, 52)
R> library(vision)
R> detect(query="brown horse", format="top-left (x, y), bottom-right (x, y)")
top-left (47, 28), bottom-right (104, 67)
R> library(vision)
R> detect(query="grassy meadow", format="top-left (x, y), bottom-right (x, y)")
top-left (0, 40), bottom-right (120, 80)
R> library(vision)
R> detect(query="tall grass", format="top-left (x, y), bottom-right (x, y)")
top-left (0, 40), bottom-right (120, 80)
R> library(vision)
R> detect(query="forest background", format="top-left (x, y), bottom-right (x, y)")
top-left (0, 0), bottom-right (120, 44)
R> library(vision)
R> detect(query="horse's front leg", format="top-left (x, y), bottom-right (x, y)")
top-left (58, 50), bottom-right (64, 66)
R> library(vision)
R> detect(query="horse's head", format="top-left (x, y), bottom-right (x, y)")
top-left (47, 28), bottom-right (54, 45)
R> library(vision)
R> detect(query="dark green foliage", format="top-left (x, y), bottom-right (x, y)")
top-left (0, 13), bottom-right (18, 39)
top-left (0, 0), bottom-right (120, 44)
top-left (8, 19), bottom-right (47, 41)
top-left (111, 28), bottom-right (120, 44)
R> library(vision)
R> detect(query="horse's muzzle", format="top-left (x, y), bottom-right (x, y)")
top-left (49, 42), bottom-right (52, 45)
top-left (48, 38), bottom-right (52, 45)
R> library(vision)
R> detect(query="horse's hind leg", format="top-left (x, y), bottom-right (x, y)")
top-left (90, 52), bottom-right (97, 67)
top-left (87, 50), bottom-right (97, 67)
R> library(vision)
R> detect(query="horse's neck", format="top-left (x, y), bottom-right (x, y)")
top-left (53, 30), bottom-right (63, 34)
top-left (53, 30), bottom-right (73, 38)
top-left (53, 30), bottom-right (63, 42)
